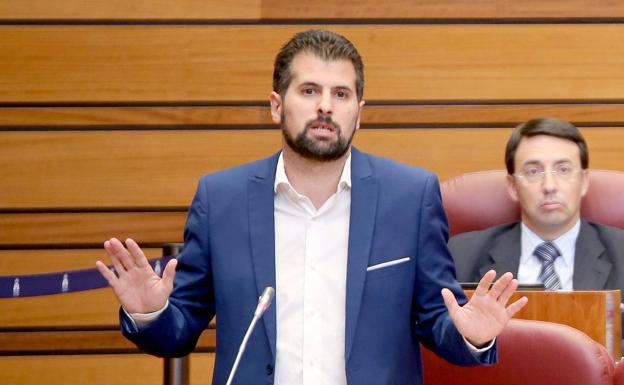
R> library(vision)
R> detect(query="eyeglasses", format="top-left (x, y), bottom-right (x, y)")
top-left (514, 164), bottom-right (581, 184)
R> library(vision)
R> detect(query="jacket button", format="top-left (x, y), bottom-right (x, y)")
top-left (266, 364), bottom-right (274, 376)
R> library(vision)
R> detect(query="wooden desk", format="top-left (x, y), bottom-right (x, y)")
top-left (467, 289), bottom-right (621, 358)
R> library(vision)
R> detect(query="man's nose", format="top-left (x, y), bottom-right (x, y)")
top-left (541, 170), bottom-right (557, 192)
top-left (317, 90), bottom-right (333, 115)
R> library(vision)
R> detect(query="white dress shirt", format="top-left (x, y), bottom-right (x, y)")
top-left (518, 220), bottom-right (580, 290)
top-left (273, 152), bottom-right (351, 385)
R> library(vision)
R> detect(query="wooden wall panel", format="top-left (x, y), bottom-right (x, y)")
top-left (0, 330), bottom-right (216, 384)
top-left (0, 329), bottom-right (138, 356)
top-left (3, 104), bottom-right (624, 128)
top-left (0, 0), bottom-right (259, 20)
top-left (0, 330), bottom-right (136, 353)
top-left (0, 355), bottom-right (162, 385)
top-left (0, 353), bottom-right (214, 385)
top-left (0, 213), bottom-right (186, 246)
top-left (0, 289), bottom-right (119, 327)
top-left (261, 0), bottom-right (624, 20)
top-left (1, 0), bottom-right (623, 20)
top-left (0, 130), bottom-right (281, 209)
top-left (0, 249), bottom-right (163, 274)
top-left (0, 291), bottom-right (213, 330)
top-left (2, 128), bottom-right (623, 209)
top-left (0, 106), bottom-right (274, 128)
top-left (2, 25), bottom-right (624, 103)
top-left (190, 353), bottom-right (215, 385)
top-left (0, 329), bottom-right (215, 354)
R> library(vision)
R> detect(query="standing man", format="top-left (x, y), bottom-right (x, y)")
top-left (97, 29), bottom-right (526, 385)
top-left (450, 117), bottom-right (624, 293)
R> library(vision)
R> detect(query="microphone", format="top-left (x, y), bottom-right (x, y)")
top-left (254, 286), bottom-right (275, 317)
top-left (225, 287), bottom-right (275, 385)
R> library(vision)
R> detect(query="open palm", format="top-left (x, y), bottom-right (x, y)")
top-left (96, 237), bottom-right (177, 314)
top-left (442, 270), bottom-right (528, 347)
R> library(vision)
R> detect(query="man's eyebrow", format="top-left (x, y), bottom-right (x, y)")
top-left (521, 158), bottom-right (573, 167)
top-left (296, 81), bottom-right (354, 91)
top-left (521, 160), bottom-right (542, 167)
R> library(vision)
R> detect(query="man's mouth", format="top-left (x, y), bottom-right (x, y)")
top-left (309, 122), bottom-right (336, 132)
top-left (540, 201), bottom-right (563, 210)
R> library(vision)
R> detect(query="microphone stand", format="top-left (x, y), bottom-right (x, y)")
top-left (225, 287), bottom-right (275, 385)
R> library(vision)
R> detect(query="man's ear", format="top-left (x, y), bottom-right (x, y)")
top-left (580, 168), bottom-right (590, 197)
top-left (506, 173), bottom-right (519, 202)
top-left (355, 99), bottom-right (365, 130)
top-left (269, 91), bottom-right (282, 124)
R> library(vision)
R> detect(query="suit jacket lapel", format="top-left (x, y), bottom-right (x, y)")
top-left (573, 220), bottom-right (611, 289)
top-left (345, 148), bottom-right (377, 361)
top-left (480, 223), bottom-right (522, 279)
top-left (248, 152), bottom-right (280, 359)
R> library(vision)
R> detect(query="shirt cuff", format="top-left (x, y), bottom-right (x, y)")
top-left (463, 335), bottom-right (496, 355)
top-left (123, 300), bottom-right (169, 329)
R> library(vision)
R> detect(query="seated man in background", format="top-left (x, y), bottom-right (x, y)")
top-left (450, 117), bottom-right (624, 293)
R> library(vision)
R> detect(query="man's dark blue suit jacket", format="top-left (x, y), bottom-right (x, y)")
top-left (120, 147), bottom-right (496, 385)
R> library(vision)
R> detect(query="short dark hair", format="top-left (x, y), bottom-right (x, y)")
top-left (505, 117), bottom-right (589, 175)
top-left (273, 29), bottom-right (364, 101)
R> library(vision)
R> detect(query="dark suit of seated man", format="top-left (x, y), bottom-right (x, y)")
top-left (449, 118), bottom-right (624, 293)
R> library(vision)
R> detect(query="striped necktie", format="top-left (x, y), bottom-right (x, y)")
top-left (533, 242), bottom-right (562, 291)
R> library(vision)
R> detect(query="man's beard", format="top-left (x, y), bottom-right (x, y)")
top-left (281, 114), bottom-right (355, 162)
